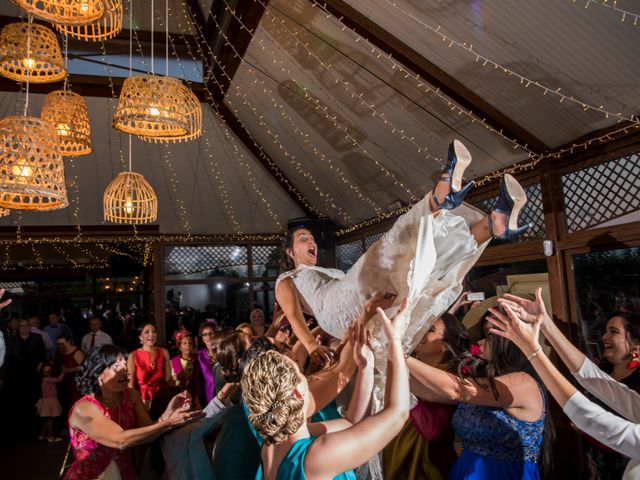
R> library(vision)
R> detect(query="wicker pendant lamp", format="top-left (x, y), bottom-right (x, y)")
top-left (55, 0), bottom-right (122, 41)
top-left (0, 115), bottom-right (68, 210)
top-left (103, 170), bottom-right (157, 223)
top-left (113, 0), bottom-right (201, 142)
top-left (12, 0), bottom-right (107, 26)
top-left (41, 90), bottom-right (92, 156)
top-left (0, 22), bottom-right (66, 83)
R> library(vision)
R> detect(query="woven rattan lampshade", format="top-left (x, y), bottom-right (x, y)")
top-left (12, 0), bottom-right (106, 26)
top-left (103, 171), bottom-right (157, 224)
top-left (0, 22), bottom-right (66, 83)
top-left (140, 84), bottom-right (202, 143)
top-left (113, 75), bottom-right (199, 140)
top-left (41, 90), bottom-right (92, 156)
top-left (0, 115), bottom-right (68, 210)
top-left (55, 0), bottom-right (122, 41)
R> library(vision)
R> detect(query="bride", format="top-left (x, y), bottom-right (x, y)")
top-left (276, 140), bottom-right (529, 366)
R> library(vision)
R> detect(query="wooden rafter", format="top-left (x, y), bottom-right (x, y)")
top-left (314, 0), bottom-right (548, 155)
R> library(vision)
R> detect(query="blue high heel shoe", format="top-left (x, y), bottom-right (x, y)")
top-left (488, 174), bottom-right (529, 241)
top-left (432, 139), bottom-right (475, 210)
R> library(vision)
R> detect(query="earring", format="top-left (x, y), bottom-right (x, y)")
top-left (627, 352), bottom-right (640, 370)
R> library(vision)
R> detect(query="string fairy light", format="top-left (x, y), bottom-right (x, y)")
top-left (171, 22), bottom-right (321, 221)
top-left (574, 0), bottom-right (640, 26)
top-left (377, 0), bottom-right (639, 124)
top-left (219, 0), bottom-right (432, 195)
top-left (178, 0), bottom-right (347, 222)
top-left (165, 27), bottom-right (285, 230)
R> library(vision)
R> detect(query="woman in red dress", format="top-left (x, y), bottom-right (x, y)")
top-left (127, 323), bottom-right (172, 407)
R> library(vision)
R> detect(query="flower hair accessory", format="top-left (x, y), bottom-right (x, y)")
top-left (469, 344), bottom-right (481, 357)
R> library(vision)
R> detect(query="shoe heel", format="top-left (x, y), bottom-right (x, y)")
top-left (503, 174), bottom-right (526, 231)
top-left (451, 139), bottom-right (472, 192)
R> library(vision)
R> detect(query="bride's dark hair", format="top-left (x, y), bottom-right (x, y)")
top-left (279, 225), bottom-right (310, 272)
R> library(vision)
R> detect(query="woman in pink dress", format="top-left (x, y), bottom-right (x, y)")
top-left (66, 344), bottom-right (203, 479)
top-left (127, 323), bottom-right (172, 407)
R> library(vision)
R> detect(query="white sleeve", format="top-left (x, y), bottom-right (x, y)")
top-left (564, 391), bottom-right (640, 460)
top-left (0, 331), bottom-right (5, 368)
top-left (572, 358), bottom-right (640, 422)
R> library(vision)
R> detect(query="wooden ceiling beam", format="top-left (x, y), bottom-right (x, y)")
top-left (0, 14), bottom-right (200, 49)
top-left (204, 0), bottom-right (271, 103)
top-left (315, 0), bottom-right (548, 154)
top-left (0, 74), bottom-right (209, 101)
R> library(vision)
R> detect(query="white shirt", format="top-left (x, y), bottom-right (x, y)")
top-left (80, 330), bottom-right (113, 353)
top-left (564, 357), bottom-right (640, 479)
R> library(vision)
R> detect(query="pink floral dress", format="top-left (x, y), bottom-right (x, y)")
top-left (65, 390), bottom-right (137, 479)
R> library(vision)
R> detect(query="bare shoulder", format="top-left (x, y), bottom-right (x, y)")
top-left (70, 398), bottom-right (103, 425)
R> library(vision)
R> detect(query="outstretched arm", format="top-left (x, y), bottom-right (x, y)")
top-left (276, 278), bottom-right (333, 366)
top-left (304, 300), bottom-right (410, 478)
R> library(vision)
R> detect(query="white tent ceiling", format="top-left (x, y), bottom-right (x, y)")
top-left (0, 0), bottom-right (638, 234)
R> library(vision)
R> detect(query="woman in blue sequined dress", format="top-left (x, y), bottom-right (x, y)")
top-left (406, 328), bottom-right (554, 479)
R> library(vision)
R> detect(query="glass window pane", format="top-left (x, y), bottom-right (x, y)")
top-left (164, 245), bottom-right (248, 280)
top-left (251, 245), bottom-right (280, 278)
top-left (572, 246), bottom-right (640, 359)
top-left (164, 283), bottom-right (249, 334)
top-left (252, 281), bottom-right (276, 322)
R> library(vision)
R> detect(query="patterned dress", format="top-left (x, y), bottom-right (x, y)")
top-left (450, 383), bottom-right (546, 479)
top-left (65, 390), bottom-right (137, 479)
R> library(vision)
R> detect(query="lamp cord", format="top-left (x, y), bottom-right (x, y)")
top-left (24, 14), bottom-right (32, 116)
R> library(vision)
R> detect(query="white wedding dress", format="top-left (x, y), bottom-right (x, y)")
top-left (277, 195), bottom-right (488, 355)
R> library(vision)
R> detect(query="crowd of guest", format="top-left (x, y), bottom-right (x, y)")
top-left (1, 286), bottom-right (640, 479)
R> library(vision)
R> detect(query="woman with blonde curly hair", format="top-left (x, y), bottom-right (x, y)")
top-left (242, 300), bottom-right (411, 479)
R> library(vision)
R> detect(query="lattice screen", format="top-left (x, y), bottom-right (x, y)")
top-left (336, 240), bottom-right (363, 272)
top-left (252, 245), bottom-right (279, 277)
top-left (563, 153), bottom-right (640, 233)
top-left (364, 232), bottom-right (383, 250)
top-left (472, 183), bottom-right (545, 241)
top-left (165, 245), bottom-right (248, 275)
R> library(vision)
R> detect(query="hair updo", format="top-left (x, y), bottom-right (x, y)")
top-left (241, 350), bottom-right (305, 445)
top-left (76, 344), bottom-right (128, 396)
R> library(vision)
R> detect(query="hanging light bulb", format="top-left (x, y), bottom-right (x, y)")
top-left (103, 171), bottom-right (157, 224)
top-left (11, 0), bottom-right (106, 26)
top-left (41, 90), bottom-right (92, 156)
top-left (55, 0), bottom-right (122, 41)
top-left (0, 116), bottom-right (68, 210)
top-left (0, 22), bottom-right (66, 83)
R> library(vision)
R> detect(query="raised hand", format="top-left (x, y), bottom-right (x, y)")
top-left (164, 390), bottom-right (192, 417)
top-left (447, 291), bottom-right (473, 315)
top-left (0, 288), bottom-right (12, 310)
top-left (309, 344), bottom-right (336, 367)
top-left (378, 297), bottom-right (409, 343)
top-left (498, 288), bottom-right (549, 326)
top-left (486, 303), bottom-right (542, 356)
top-left (362, 291), bottom-right (397, 323)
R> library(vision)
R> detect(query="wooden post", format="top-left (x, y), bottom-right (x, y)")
top-left (152, 240), bottom-right (166, 345)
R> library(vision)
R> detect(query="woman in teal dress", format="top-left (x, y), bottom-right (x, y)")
top-left (241, 302), bottom-right (411, 480)
top-left (407, 325), bottom-right (554, 479)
